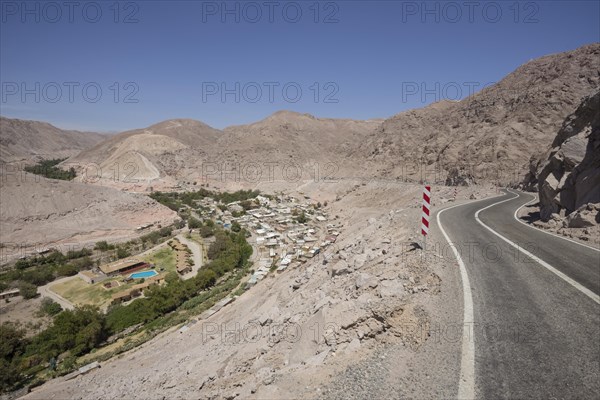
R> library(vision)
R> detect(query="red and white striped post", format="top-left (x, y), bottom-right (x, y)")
top-left (422, 185), bottom-right (431, 250)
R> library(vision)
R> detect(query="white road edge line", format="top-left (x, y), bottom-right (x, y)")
top-left (508, 189), bottom-right (600, 253)
top-left (436, 193), bottom-right (507, 399)
top-left (475, 194), bottom-right (600, 305)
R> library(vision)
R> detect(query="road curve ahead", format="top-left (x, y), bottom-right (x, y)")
top-left (437, 190), bottom-right (600, 399)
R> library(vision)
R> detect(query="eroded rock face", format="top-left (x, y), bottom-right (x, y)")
top-left (532, 91), bottom-right (600, 221)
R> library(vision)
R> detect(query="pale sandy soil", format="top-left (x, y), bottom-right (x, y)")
top-left (0, 296), bottom-right (51, 337)
top-left (0, 173), bottom-right (177, 265)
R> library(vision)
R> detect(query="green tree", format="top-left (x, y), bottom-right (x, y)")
top-left (0, 323), bottom-right (25, 391)
top-left (199, 225), bottom-right (214, 238)
top-left (295, 212), bottom-right (308, 224)
top-left (116, 247), bottom-right (130, 259)
top-left (34, 305), bottom-right (106, 357)
top-left (40, 298), bottom-right (62, 316)
top-left (18, 282), bottom-right (38, 299)
top-left (94, 241), bottom-right (114, 251)
top-left (56, 264), bottom-right (78, 277)
top-left (188, 217), bottom-right (202, 229)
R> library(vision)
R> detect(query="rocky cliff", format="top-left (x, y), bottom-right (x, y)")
top-left (527, 91), bottom-right (600, 225)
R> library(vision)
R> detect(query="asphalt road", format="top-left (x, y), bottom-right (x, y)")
top-left (437, 190), bottom-right (600, 399)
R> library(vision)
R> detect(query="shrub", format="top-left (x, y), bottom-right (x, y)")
top-left (56, 264), bottom-right (78, 277)
top-left (18, 282), bottom-right (38, 299)
top-left (158, 227), bottom-right (172, 237)
top-left (94, 241), bottom-right (114, 251)
top-left (40, 298), bottom-right (62, 316)
top-left (23, 159), bottom-right (76, 181)
top-left (199, 225), bottom-right (214, 238)
top-left (188, 217), bottom-right (202, 229)
top-left (116, 247), bottom-right (130, 259)
top-left (295, 212), bottom-right (308, 224)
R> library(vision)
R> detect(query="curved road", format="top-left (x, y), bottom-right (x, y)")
top-left (436, 190), bottom-right (600, 399)
top-left (38, 276), bottom-right (75, 310)
top-left (177, 233), bottom-right (204, 279)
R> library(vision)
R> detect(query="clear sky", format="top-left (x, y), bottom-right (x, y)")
top-left (1, 0), bottom-right (598, 131)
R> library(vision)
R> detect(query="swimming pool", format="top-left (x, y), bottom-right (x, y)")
top-left (130, 270), bottom-right (158, 279)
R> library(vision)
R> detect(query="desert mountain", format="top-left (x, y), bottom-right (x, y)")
top-left (358, 43), bottom-right (600, 185)
top-left (64, 112), bottom-right (381, 189)
top-left (55, 43), bottom-right (600, 189)
top-left (0, 117), bottom-right (106, 163)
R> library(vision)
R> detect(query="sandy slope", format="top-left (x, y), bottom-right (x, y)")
top-left (0, 117), bottom-right (106, 163)
top-left (22, 180), bottom-right (496, 400)
top-left (0, 173), bottom-right (177, 263)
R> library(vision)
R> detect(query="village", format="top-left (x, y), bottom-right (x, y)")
top-left (0, 191), bottom-right (344, 314)
top-left (188, 192), bottom-right (343, 290)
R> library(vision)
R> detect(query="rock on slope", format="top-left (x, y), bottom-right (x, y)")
top-left (358, 43), bottom-right (600, 185)
top-left (0, 117), bottom-right (106, 163)
top-left (525, 90), bottom-right (600, 225)
top-left (0, 172), bottom-right (177, 262)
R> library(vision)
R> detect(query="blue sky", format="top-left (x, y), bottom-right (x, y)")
top-left (1, 0), bottom-right (598, 131)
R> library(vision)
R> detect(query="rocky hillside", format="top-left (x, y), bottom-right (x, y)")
top-left (63, 112), bottom-right (381, 189)
top-left (0, 117), bottom-right (106, 163)
top-left (218, 111), bottom-right (382, 174)
top-left (358, 43), bottom-right (600, 185)
top-left (524, 90), bottom-right (600, 226)
top-left (0, 172), bottom-right (177, 262)
top-left (20, 180), bottom-right (494, 400)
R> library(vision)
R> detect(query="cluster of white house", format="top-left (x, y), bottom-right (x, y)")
top-left (205, 194), bottom-right (342, 289)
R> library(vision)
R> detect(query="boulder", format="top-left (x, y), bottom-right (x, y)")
top-left (330, 260), bottom-right (350, 277)
top-left (378, 279), bottom-right (405, 297)
top-left (567, 203), bottom-right (600, 228)
top-left (355, 273), bottom-right (379, 289)
top-left (445, 167), bottom-right (476, 186)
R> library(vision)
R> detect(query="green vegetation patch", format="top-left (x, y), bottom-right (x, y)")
top-left (24, 159), bottom-right (76, 181)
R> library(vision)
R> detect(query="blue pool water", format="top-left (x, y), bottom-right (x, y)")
top-left (130, 270), bottom-right (158, 279)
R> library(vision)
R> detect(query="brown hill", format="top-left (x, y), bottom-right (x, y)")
top-left (0, 117), bottom-right (106, 163)
top-left (358, 43), bottom-right (600, 185)
top-left (216, 111), bottom-right (382, 180)
top-left (64, 113), bottom-right (381, 189)
top-left (65, 119), bottom-right (222, 186)
top-left (0, 172), bottom-right (177, 262)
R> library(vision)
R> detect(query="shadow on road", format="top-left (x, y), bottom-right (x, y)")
top-left (520, 201), bottom-right (541, 224)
